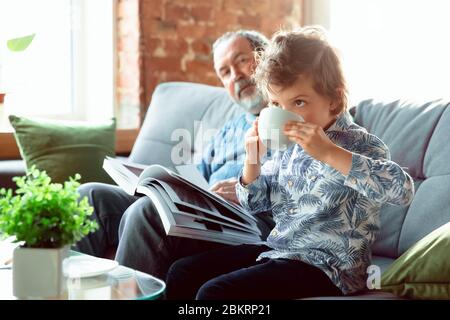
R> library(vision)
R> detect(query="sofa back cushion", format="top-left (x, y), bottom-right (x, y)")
top-left (9, 115), bottom-right (116, 184)
top-left (129, 82), bottom-right (243, 170)
top-left (353, 99), bottom-right (450, 258)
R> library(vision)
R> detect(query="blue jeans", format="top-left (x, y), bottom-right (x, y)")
top-left (165, 244), bottom-right (343, 300)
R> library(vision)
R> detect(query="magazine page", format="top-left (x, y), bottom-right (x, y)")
top-left (150, 183), bottom-right (260, 235)
top-left (104, 158), bottom-right (257, 225)
top-left (141, 178), bottom-right (259, 234)
top-left (136, 184), bottom-right (176, 235)
top-left (102, 156), bottom-right (153, 195)
top-left (175, 164), bottom-right (210, 190)
top-left (171, 214), bottom-right (262, 245)
top-left (168, 170), bottom-right (257, 223)
top-left (135, 164), bottom-right (257, 224)
top-left (136, 185), bottom-right (262, 246)
top-left (102, 157), bottom-right (139, 195)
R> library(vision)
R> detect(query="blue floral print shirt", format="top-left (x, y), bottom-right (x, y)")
top-left (236, 111), bottom-right (415, 294)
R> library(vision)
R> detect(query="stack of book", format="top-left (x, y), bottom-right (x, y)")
top-left (103, 157), bottom-right (262, 245)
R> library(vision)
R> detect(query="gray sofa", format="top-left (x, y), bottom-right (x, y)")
top-left (1, 82), bottom-right (449, 299)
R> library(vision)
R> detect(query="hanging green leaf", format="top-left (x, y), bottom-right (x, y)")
top-left (7, 33), bottom-right (36, 52)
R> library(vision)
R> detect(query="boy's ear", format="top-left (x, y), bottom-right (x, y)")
top-left (329, 100), bottom-right (337, 112)
top-left (330, 87), bottom-right (345, 114)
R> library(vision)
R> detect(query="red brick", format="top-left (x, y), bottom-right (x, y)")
top-left (223, 0), bottom-right (251, 13)
top-left (215, 11), bottom-right (239, 27)
top-left (163, 71), bottom-right (188, 82)
top-left (247, 0), bottom-right (271, 15)
top-left (130, 0), bottom-right (303, 121)
top-left (176, 0), bottom-right (215, 6)
top-left (165, 2), bottom-right (191, 22)
top-left (177, 24), bottom-right (209, 39)
top-left (238, 14), bottom-right (261, 29)
top-left (185, 60), bottom-right (214, 74)
top-left (191, 6), bottom-right (213, 22)
top-left (188, 72), bottom-right (219, 86)
top-left (278, 0), bottom-right (295, 16)
top-left (261, 17), bottom-right (290, 35)
top-left (143, 18), bottom-right (178, 40)
top-left (165, 39), bottom-right (189, 55)
top-left (141, 0), bottom-right (163, 18)
top-left (149, 57), bottom-right (182, 73)
top-left (143, 36), bottom-right (163, 52)
top-left (191, 39), bottom-right (211, 56)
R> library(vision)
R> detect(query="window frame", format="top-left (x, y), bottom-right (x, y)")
top-left (0, 0), bottom-right (117, 127)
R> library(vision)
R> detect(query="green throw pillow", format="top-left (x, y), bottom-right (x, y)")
top-left (9, 115), bottom-right (116, 184)
top-left (380, 221), bottom-right (450, 299)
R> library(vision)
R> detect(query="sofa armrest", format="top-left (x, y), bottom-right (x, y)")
top-left (0, 160), bottom-right (26, 190)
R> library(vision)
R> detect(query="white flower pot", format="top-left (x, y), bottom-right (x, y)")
top-left (13, 246), bottom-right (69, 299)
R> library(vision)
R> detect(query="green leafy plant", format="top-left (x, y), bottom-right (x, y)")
top-left (0, 166), bottom-right (98, 248)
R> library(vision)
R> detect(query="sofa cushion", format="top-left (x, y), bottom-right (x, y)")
top-left (423, 105), bottom-right (450, 177)
top-left (0, 160), bottom-right (26, 190)
top-left (129, 82), bottom-right (243, 170)
top-left (353, 98), bottom-right (450, 259)
top-left (381, 221), bottom-right (450, 299)
top-left (353, 98), bottom-right (447, 180)
top-left (371, 179), bottom-right (423, 258)
top-left (9, 115), bottom-right (116, 184)
top-left (398, 175), bottom-right (450, 255)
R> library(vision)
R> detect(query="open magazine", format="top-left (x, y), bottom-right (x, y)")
top-left (103, 157), bottom-right (262, 245)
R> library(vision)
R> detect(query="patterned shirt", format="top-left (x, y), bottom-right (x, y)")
top-left (236, 111), bottom-right (415, 294)
top-left (197, 113), bottom-right (255, 186)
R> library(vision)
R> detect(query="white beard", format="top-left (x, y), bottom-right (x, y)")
top-left (234, 80), bottom-right (267, 115)
top-left (236, 93), bottom-right (267, 115)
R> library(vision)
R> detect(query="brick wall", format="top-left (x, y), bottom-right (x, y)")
top-left (117, 0), bottom-right (142, 128)
top-left (117, 0), bottom-right (303, 127)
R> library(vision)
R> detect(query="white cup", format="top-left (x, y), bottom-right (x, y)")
top-left (258, 106), bottom-right (304, 150)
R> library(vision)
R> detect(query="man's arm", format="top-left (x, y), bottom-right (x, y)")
top-left (196, 140), bottom-right (214, 183)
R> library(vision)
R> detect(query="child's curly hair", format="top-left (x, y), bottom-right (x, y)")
top-left (253, 26), bottom-right (348, 115)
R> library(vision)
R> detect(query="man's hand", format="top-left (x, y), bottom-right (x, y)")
top-left (210, 178), bottom-right (240, 204)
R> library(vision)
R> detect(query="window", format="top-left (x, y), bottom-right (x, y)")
top-left (0, 0), bottom-right (73, 118)
top-left (0, 0), bottom-right (115, 130)
top-left (305, 0), bottom-right (450, 104)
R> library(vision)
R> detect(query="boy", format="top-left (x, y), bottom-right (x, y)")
top-left (164, 27), bottom-right (414, 300)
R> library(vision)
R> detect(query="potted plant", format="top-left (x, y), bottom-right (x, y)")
top-left (0, 166), bottom-right (98, 298)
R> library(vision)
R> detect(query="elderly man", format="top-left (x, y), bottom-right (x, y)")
top-left (74, 30), bottom-right (273, 279)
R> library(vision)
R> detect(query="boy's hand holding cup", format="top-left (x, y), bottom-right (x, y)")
top-left (242, 106), bottom-right (304, 185)
top-left (244, 117), bottom-right (267, 165)
top-left (242, 118), bottom-right (266, 185)
top-left (258, 106), bottom-right (304, 151)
